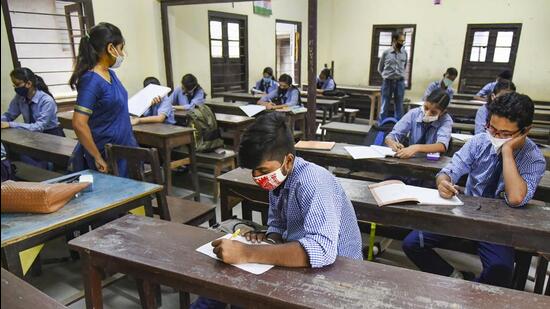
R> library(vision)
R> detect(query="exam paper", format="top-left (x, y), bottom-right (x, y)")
top-left (128, 84), bottom-right (171, 117)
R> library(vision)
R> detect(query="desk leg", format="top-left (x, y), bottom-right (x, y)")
top-left (220, 182), bottom-right (231, 221)
top-left (135, 278), bottom-right (158, 309)
top-left (368, 94), bottom-right (375, 125)
top-left (1, 246), bottom-right (23, 278)
top-left (82, 253), bottom-right (103, 309)
top-left (163, 143), bottom-right (173, 196)
top-left (188, 142), bottom-right (200, 202)
top-left (322, 108), bottom-right (327, 125)
top-left (512, 251), bottom-right (531, 290)
top-left (534, 255), bottom-right (548, 294)
top-left (233, 130), bottom-right (241, 152)
top-left (376, 94), bottom-right (382, 121)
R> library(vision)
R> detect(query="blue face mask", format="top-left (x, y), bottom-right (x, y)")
top-left (263, 77), bottom-right (271, 84)
top-left (15, 86), bottom-right (29, 98)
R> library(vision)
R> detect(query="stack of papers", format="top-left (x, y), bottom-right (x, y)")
top-left (128, 84), bottom-right (171, 117)
top-left (344, 145), bottom-right (396, 159)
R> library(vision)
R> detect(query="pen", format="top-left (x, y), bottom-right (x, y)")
top-left (230, 229), bottom-right (241, 240)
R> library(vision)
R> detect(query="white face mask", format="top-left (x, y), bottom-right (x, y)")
top-left (422, 110), bottom-right (439, 123)
top-left (110, 48), bottom-right (124, 69)
top-left (488, 133), bottom-right (511, 154)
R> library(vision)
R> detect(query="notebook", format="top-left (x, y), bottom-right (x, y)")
top-left (239, 105), bottom-right (266, 117)
top-left (344, 145), bottom-right (396, 159)
top-left (295, 141), bottom-right (336, 150)
top-left (196, 234), bottom-right (274, 275)
top-left (368, 180), bottom-right (464, 207)
top-left (128, 84), bottom-right (171, 117)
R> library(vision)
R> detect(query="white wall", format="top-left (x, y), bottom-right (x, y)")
top-left (319, 0), bottom-right (550, 101)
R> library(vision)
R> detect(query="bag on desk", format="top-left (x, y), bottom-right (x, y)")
top-left (1, 180), bottom-right (90, 214)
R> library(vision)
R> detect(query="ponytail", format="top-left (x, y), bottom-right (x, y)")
top-left (10, 67), bottom-right (54, 99)
top-left (69, 22), bottom-right (125, 89)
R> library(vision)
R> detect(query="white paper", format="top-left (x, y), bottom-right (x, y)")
top-left (128, 84), bottom-right (172, 117)
top-left (370, 145), bottom-right (396, 157)
top-left (373, 183), bottom-right (412, 203)
top-left (345, 146), bottom-right (385, 159)
top-left (407, 185), bottom-right (464, 206)
top-left (196, 234), bottom-right (274, 275)
top-left (239, 105), bottom-right (266, 117)
top-left (451, 133), bottom-right (474, 142)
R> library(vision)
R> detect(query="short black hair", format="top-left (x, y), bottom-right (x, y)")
top-left (238, 112), bottom-right (295, 169)
top-left (392, 31), bottom-right (404, 41)
top-left (181, 73), bottom-right (198, 90)
top-left (278, 73), bottom-right (293, 85)
top-left (320, 68), bottom-right (332, 79)
top-left (445, 67), bottom-right (458, 77)
top-left (263, 67), bottom-right (274, 77)
top-left (426, 88), bottom-right (451, 110)
top-left (493, 79), bottom-right (516, 94)
top-left (498, 70), bottom-right (513, 80)
top-left (487, 92), bottom-right (533, 130)
top-left (143, 76), bottom-right (160, 87)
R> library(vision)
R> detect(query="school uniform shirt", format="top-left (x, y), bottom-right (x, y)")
top-left (474, 104), bottom-right (489, 134)
top-left (167, 86), bottom-right (205, 110)
top-left (254, 79), bottom-right (279, 94)
top-left (266, 157), bottom-right (363, 268)
top-left (316, 77), bottom-right (336, 91)
top-left (377, 47), bottom-right (408, 80)
top-left (141, 96), bottom-right (176, 125)
top-left (476, 81), bottom-right (497, 97)
top-left (72, 70), bottom-right (137, 172)
top-left (422, 81), bottom-right (454, 101)
top-left (1, 90), bottom-right (59, 132)
top-left (387, 107), bottom-right (453, 149)
top-left (438, 133), bottom-right (546, 207)
top-left (261, 87), bottom-right (301, 107)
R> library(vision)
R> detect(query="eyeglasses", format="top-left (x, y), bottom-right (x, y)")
top-left (486, 123), bottom-right (521, 139)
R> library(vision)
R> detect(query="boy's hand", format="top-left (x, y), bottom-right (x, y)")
top-left (151, 96), bottom-right (162, 106)
top-left (244, 231), bottom-right (266, 244)
top-left (130, 116), bottom-right (140, 126)
top-left (437, 179), bottom-right (459, 199)
top-left (211, 239), bottom-right (248, 264)
top-left (502, 129), bottom-right (530, 153)
top-left (396, 145), bottom-right (418, 159)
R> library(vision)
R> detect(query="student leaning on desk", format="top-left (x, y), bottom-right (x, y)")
top-left (403, 92), bottom-right (546, 288)
top-left (192, 112), bottom-right (363, 309)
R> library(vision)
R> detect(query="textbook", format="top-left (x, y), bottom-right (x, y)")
top-left (239, 104), bottom-right (266, 117)
top-left (295, 141), bottom-right (336, 150)
top-left (344, 145), bottom-right (396, 159)
top-left (128, 84), bottom-right (171, 117)
top-left (368, 180), bottom-right (464, 207)
top-left (196, 233), bottom-right (274, 275)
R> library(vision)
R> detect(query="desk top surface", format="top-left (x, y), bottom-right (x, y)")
top-left (1, 268), bottom-right (67, 308)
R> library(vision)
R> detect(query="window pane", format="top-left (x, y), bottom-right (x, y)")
top-left (493, 47), bottom-right (511, 63)
top-left (228, 41), bottom-right (240, 58)
top-left (211, 40), bottom-right (222, 58)
top-left (379, 32), bottom-right (392, 45)
top-left (378, 45), bottom-right (390, 57)
top-left (472, 31), bottom-right (489, 46)
top-left (469, 46), bottom-right (487, 62)
top-left (496, 31), bottom-right (513, 47)
top-left (227, 23), bottom-right (240, 41)
top-left (210, 21), bottom-right (222, 40)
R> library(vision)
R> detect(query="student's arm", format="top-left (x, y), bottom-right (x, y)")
top-left (385, 111), bottom-right (413, 151)
top-left (257, 89), bottom-right (276, 105)
top-left (474, 106), bottom-right (488, 134)
top-left (325, 79), bottom-right (336, 91)
top-left (134, 97), bottom-right (171, 125)
top-left (436, 137), bottom-right (477, 198)
top-left (473, 83), bottom-right (492, 101)
top-left (133, 114), bottom-right (166, 125)
top-left (212, 239), bottom-right (309, 267)
top-left (181, 89), bottom-right (206, 110)
top-left (7, 99), bottom-right (56, 132)
top-left (282, 89), bottom-right (300, 107)
top-left (501, 131), bottom-right (546, 207)
top-left (1, 98), bottom-right (21, 123)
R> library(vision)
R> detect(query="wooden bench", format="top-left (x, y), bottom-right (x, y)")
top-left (12, 161), bottom-right (63, 182)
top-left (343, 108), bottom-right (359, 123)
top-left (1, 267), bottom-right (67, 308)
top-left (69, 215), bottom-right (550, 309)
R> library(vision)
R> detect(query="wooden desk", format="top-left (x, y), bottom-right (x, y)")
top-left (57, 111), bottom-right (199, 198)
top-left (295, 142), bottom-right (550, 202)
top-left (1, 268), bottom-right (67, 308)
top-left (320, 122), bottom-right (371, 144)
top-left (218, 91), bottom-right (263, 104)
top-left (69, 215), bottom-right (550, 309)
top-left (1, 128), bottom-right (76, 169)
top-left (218, 168), bottom-right (550, 255)
top-left (314, 99), bottom-right (344, 124)
top-left (451, 122), bottom-right (550, 143)
top-left (1, 170), bottom-right (162, 277)
top-left (205, 101), bottom-right (248, 116)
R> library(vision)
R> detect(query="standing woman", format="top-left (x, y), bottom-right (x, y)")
top-left (69, 22), bottom-right (137, 174)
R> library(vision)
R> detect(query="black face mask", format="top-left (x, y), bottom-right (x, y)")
top-left (15, 86), bottom-right (29, 98)
top-left (395, 42), bottom-right (404, 50)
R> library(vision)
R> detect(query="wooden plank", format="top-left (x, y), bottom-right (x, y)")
top-left (1, 268), bottom-right (67, 309)
top-left (69, 215), bottom-right (550, 309)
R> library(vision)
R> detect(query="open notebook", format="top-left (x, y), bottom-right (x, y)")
top-left (344, 145), bottom-right (396, 159)
top-left (240, 105), bottom-right (266, 117)
top-left (128, 84), bottom-right (171, 117)
top-left (368, 180), bottom-right (464, 207)
top-left (295, 141), bottom-right (336, 150)
top-left (196, 234), bottom-right (274, 275)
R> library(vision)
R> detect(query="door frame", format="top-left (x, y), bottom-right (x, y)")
top-left (274, 19), bottom-right (302, 85)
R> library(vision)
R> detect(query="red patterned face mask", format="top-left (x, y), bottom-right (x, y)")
top-left (253, 159), bottom-right (287, 191)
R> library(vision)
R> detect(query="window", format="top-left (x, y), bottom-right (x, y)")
top-left (369, 24), bottom-right (416, 89)
top-left (1, 0), bottom-right (94, 97)
top-left (459, 24), bottom-right (522, 94)
top-left (275, 20), bottom-right (301, 85)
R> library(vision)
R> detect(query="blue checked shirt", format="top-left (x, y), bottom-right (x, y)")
top-left (2, 90), bottom-right (59, 132)
top-left (476, 81), bottom-right (497, 97)
top-left (438, 133), bottom-right (546, 207)
top-left (474, 104), bottom-right (489, 134)
top-left (422, 81), bottom-right (454, 101)
top-left (387, 107), bottom-right (453, 149)
top-left (267, 157), bottom-right (363, 267)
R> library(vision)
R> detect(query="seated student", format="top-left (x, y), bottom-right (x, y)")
top-left (473, 70), bottom-right (513, 101)
top-left (402, 92), bottom-right (546, 288)
top-left (252, 66), bottom-right (278, 94)
top-left (130, 77), bottom-right (175, 125)
top-left (316, 68), bottom-right (336, 93)
top-left (422, 67), bottom-right (458, 101)
top-left (168, 74), bottom-right (206, 110)
top-left (1, 68), bottom-right (64, 136)
top-left (191, 112), bottom-right (363, 309)
top-left (257, 74), bottom-right (301, 109)
top-left (474, 80), bottom-right (516, 134)
top-left (385, 88), bottom-right (453, 159)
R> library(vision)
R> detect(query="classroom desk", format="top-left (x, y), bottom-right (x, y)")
top-left (57, 111), bottom-right (199, 198)
top-left (320, 122), bottom-right (371, 144)
top-left (69, 215), bottom-right (550, 309)
top-left (218, 168), bottom-right (550, 255)
top-left (1, 268), bottom-right (67, 309)
top-left (452, 122), bottom-right (550, 144)
top-left (205, 101), bottom-right (248, 116)
top-left (1, 128), bottom-right (76, 169)
top-left (218, 91), bottom-right (263, 104)
top-left (0, 170), bottom-right (162, 277)
top-left (295, 142), bottom-right (550, 202)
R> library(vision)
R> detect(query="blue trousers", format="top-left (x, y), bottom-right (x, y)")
top-left (402, 230), bottom-right (515, 287)
top-left (380, 78), bottom-right (405, 120)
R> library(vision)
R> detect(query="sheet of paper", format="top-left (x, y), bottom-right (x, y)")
top-left (370, 145), bottom-right (396, 157)
top-left (451, 133), bottom-right (474, 142)
top-left (128, 84), bottom-right (171, 117)
top-left (251, 88), bottom-right (266, 95)
top-left (239, 105), bottom-right (266, 117)
top-left (345, 146), bottom-right (385, 159)
top-left (196, 234), bottom-right (274, 275)
top-left (406, 185), bottom-right (464, 206)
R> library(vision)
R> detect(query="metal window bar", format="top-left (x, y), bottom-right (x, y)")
top-left (12, 26), bottom-right (82, 31)
top-left (9, 10), bottom-right (85, 18)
